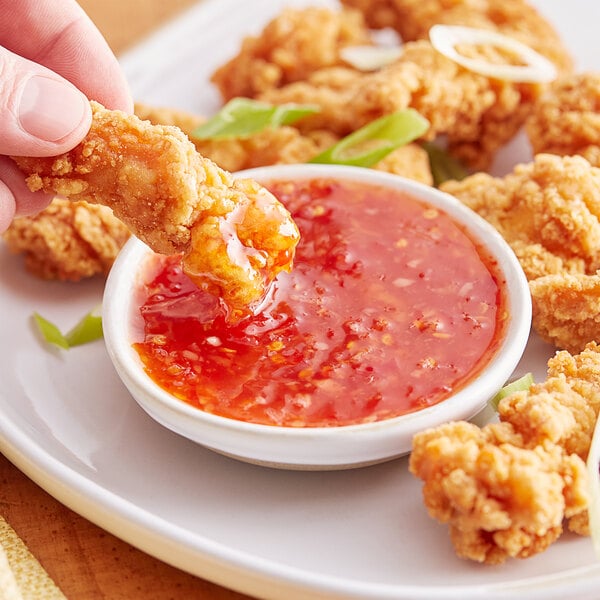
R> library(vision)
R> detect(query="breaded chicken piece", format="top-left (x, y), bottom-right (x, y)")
top-left (409, 421), bottom-right (587, 564)
top-left (340, 0), bottom-right (573, 73)
top-left (135, 102), bottom-right (434, 185)
top-left (526, 73), bottom-right (600, 166)
top-left (211, 6), bottom-right (371, 101)
top-left (441, 154), bottom-right (600, 281)
top-left (529, 272), bottom-right (600, 354)
top-left (13, 102), bottom-right (300, 316)
top-left (260, 40), bottom-right (544, 169)
top-left (410, 342), bottom-right (600, 564)
top-left (2, 198), bottom-right (129, 281)
top-left (441, 154), bottom-right (600, 350)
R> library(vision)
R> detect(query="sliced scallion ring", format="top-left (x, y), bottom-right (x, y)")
top-left (340, 45), bottom-right (403, 71)
top-left (309, 109), bottom-right (429, 168)
top-left (191, 98), bottom-right (320, 140)
top-left (429, 24), bottom-right (558, 83)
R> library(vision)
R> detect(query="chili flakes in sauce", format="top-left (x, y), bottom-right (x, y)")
top-left (133, 178), bottom-right (508, 427)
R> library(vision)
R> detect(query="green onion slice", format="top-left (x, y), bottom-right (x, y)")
top-left (309, 109), bottom-right (429, 168)
top-left (489, 372), bottom-right (534, 411)
top-left (587, 414), bottom-right (600, 559)
top-left (65, 306), bottom-right (103, 347)
top-left (33, 305), bottom-right (103, 350)
top-left (33, 313), bottom-right (70, 350)
top-left (191, 98), bottom-right (320, 140)
top-left (421, 142), bottom-right (469, 187)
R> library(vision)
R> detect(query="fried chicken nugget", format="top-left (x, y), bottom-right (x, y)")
top-left (13, 101), bottom-right (300, 316)
top-left (2, 198), bottom-right (129, 281)
top-left (441, 154), bottom-right (600, 281)
top-left (529, 272), bottom-right (600, 354)
top-left (134, 102), bottom-right (433, 184)
top-left (260, 40), bottom-right (543, 169)
top-left (340, 0), bottom-right (573, 73)
top-left (526, 73), bottom-right (600, 166)
top-left (441, 154), bottom-right (600, 350)
top-left (211, 6), bottom-right (371, 101)
top-left (410, 342), bottom-right (600, 564)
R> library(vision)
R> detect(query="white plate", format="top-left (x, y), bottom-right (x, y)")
top-left (1, 0), bottom-right (600, 598)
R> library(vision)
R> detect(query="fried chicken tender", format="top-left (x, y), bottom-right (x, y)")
top-left (410, 342), bottom-right (600, 564)
top-left (134, 102), bottom-right (434, 185)
top-left (13, 101), bottom-right (300, 315)
top-left (526, 73), bottom-right (600, 166)
top-left (260, 40), bottom-right (543, 169)
top-left (2, 198), bottom-right (129, 281)
top-left (441, 154), bottom-right (600, 351)
top-left (211, 7), bottom-right (371, 101)
top-left (340, 0), bottom-right (573, 73)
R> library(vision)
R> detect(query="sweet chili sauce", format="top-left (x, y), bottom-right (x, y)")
top-left (133, 178), bottom-right (508, 427)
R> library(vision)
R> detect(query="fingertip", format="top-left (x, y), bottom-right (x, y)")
top-left (17, 74), bottom-right (92, 151)
top-left (0, 156), bottom-right (53, 226)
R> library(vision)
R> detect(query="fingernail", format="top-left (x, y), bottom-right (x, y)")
top-left (18, 76), bottom-right (88, 142)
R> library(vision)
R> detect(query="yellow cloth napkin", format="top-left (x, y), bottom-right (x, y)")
top-left (0, 517), bottom-right (66, 599)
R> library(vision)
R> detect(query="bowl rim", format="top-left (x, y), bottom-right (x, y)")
top-left (103, 164), bottom-right (532, 467)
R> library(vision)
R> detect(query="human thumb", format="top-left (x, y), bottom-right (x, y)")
top-left (0, 45), bottom-right (91, 157)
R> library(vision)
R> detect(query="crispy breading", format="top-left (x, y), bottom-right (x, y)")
top-left (528, 273), bottom-right (600, 354)
top-left (441, 154), bottom-right (600, 281)
top-left (2, 198), bottom-right (129, 281)
top-left (210, 6), bottom-right (371, 101)
top-left (135, 102), bottom-right (434, 184)
top-left (526, 73), bottom-right (600, 165)
top-left (260, 40), bottom-right (543, 169)
top-left (12, 101), bottom-right (300, 316)
top-left (340, 0), bottom-right (573, 73)
top-left (441, 154), bottom-right (600, 350)
top-left (410, 342), bottom-right (600, 564)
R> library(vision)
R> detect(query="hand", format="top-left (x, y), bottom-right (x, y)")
top-left (0, 0), bottom-right (133, 233)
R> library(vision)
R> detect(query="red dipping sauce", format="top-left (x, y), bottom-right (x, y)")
top-left (133, 178), bottom-right (508, 427)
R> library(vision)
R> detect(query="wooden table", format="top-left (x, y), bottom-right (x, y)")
top-left (0, 2), bottom-right (251, 598)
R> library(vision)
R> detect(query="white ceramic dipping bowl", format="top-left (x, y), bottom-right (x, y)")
top-left (103, 164), bottom-right (532, 470)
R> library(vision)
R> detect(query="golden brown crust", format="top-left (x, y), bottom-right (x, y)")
top-left (529, 272), bottom-right (600, 354)
top-left (13, 101), bottom-right (300, 314)
top-left (441, 154), bottom-right (600, 351)
top-left (441, 154), bottom-right (600, 281)
top-left (526, 73), bottom-right (600, 164)
top-left (410, 342), bottom-right (600, 564)
top-left (340, 0), bottom-right (573, 73)
top-left (134, 102), bottom-right (433, 185)
top-left (210, 7), bottom-right (371, 101)
top-left (2, 198), bottom-right (129, 281)
top-left (260, 40), bottom-right (543, 169)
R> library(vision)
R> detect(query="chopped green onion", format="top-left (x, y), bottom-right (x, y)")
top-left (489, 372), bottom-right (534, 411)
top-left (32, 313), bottom-right (70, 349)
top-left (586, 414), bottom-right (600, 559)
top-left (421, 141), bottom-right (469, 187)
top-left (32, 305), bottom-right (103, 350)
top-left (65, 306), bottom-right (103, 347)
top-left (309, 109), bottom-right (430, 168)
top-left (191, 98), bottom-right (320, 140)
